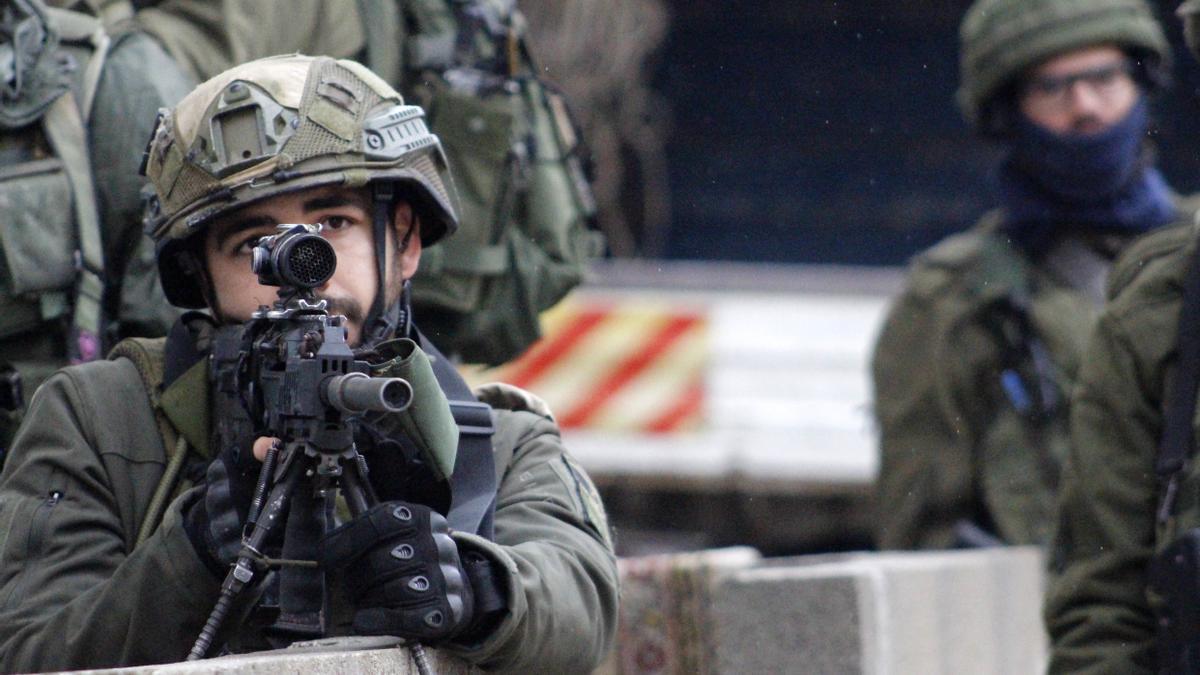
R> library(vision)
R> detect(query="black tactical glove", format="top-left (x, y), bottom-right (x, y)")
top-left (320, 501), bottom-right (484, 642)
top-left (182, 437), bottom-right (263, 576)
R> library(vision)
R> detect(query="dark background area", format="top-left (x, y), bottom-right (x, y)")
top-left (656, 1), bottom-right (1200, 266)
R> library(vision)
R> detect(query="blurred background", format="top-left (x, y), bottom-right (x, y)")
top-left (524, 0), bottom-right (1200, 264)
top-left (492, 0), bottom-right (1200, 558)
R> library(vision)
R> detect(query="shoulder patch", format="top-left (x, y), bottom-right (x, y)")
top-left (473, 382), bottom-right (556, 422)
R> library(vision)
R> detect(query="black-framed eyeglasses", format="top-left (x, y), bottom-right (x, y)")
top-left (1020, 60), bottom-right (1136, 108)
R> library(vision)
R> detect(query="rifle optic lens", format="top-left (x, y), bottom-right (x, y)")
top-left (277, 234), bottom-right (336, 288)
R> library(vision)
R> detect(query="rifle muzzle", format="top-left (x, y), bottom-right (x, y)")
top-left (324, 372), bottom-right (413, 414)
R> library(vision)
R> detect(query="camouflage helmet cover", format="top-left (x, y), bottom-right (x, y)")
top-left (144, 54), bottom-right (459, 308)
top-left (957, 0), bottom-right (1170, 126)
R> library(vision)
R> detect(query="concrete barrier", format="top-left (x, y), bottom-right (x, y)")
top-left (611, 547), bottom-right (1047, 675)
top-left (64, 548), bottom-right (1046, 675)
top-left (68, 636), bottom-right (477, 675)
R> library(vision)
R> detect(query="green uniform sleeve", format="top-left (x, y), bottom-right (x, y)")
top-left (0, 363), bottom-right (219, 671)
top-left (442, 409), bottom-right (618, 673)
top-left (873, 281), bottom-right (988, 549)
top-left (1044, 305), bottom-right (1170, 673)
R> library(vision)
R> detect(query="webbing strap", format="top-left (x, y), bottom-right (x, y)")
top-left (1157, 239), bottom-right (1200, 481)
top-left (42, 89), bottom-right (105, 362)
top-left (43, 6), bottom-right (110, 121)
top-left (79, 22), bottom-right (109, 123)
top-left (81, 0), bottom-right (133, 29)
top-left (136, 434), bottom-right (187, 547)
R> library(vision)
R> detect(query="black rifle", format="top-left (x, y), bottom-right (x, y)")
top-left (188, 224), bottom-right (418, 662)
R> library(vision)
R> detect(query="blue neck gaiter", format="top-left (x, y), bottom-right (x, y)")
top-left (999, 96), bottom-right (1176, 249)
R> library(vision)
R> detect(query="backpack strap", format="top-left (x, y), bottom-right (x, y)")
top-left (41, 7), bottom-right (111, 362)
top-left (1157, 240), bottom-right (1200, 524)
top-left (44, 6), bottom-right (110, 122)
top-left (107, 337), bottom-right (190, 545)
top-left (76, 0), bottom-right (134, 30)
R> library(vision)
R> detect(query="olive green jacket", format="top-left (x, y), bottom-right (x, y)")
top-left (873, 213), bottom-right (1117, 550)
top-left (1044, 223), bottom-right (1200, 674)
top-left (0, 349), bottom-right (618, 672)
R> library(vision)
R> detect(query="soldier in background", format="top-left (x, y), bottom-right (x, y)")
top-left (0, 0), bottom-right (192, 457)
top-left (872, 0), bottom-right (1191, 550)
top-left (1044, 3), bottom-right (1200, 670)
top-left (126, 0), bottom-right (602, 367)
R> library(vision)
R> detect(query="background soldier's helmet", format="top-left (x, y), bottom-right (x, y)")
top-left (957, 0), bottom-right (1170, 131)
top-left (143, 54), bottom-right (459, 309)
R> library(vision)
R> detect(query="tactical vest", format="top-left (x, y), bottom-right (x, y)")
top-left (0, 6), bottom-right (108, 366)
top-left (374, 0), bottom-right (605, 366)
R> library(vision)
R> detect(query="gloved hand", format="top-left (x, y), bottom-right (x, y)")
top-left (182, 437), bottom-right (266, 576)
top-left (320, 501), bottom-right (476, 642)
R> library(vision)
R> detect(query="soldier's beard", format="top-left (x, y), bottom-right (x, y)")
top-left (319, 271), bottom-right (404, 346)
top-left (319, 294), bottom-right (366, 329)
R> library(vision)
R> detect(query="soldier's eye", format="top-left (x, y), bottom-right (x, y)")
top-left (234, 235), bottom-right (262, 255)
top-left (321, 216), bottom-right (352, 231)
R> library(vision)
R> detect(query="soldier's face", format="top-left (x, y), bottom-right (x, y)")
top-left (1017, 45), bottom-right (1139, 135)
top-left (202, 185), bottom-right (421, 345)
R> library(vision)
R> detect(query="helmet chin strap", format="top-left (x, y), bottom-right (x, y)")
top-left (360, 181), bottom-right (415, 348)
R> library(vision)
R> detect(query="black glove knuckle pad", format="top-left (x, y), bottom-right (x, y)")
top-left (319, 502), bottom-right (473, 642)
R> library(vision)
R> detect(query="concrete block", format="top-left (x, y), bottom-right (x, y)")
top-left (711, 566), bottom-right (868, 675)
top-left (707, 547), bottom-right (1046, 675)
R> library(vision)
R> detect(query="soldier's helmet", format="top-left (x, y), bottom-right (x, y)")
top-left (957, 0), bottom-right (1170, 132)
top-left (143, 54), bottom-right (459, 309)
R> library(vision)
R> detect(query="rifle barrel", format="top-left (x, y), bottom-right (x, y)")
top-left (325, 372), bottom-right (413, 414)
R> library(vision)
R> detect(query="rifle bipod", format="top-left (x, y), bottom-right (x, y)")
top-left (187, 440), bottom-right (437, 675)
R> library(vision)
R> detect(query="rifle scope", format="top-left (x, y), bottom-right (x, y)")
top-left (324, 371), bottom-right (413, 414)
top-left (252, 224), bottom-right (337, 289)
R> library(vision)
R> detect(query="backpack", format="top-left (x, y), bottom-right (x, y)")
top-left (377, 0), bottom-right (605, 366)
top-left (0, 3), bottom-right (108, 361)
top-left (0, 2), bottom-right (112, 462)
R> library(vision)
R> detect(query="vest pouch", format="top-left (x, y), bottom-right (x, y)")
top-left (0, 158), bottom-right (77, 336)
top-left (455, 229), bottom-right (542, 366)
top-left (415, 78), bottom-right (521, 317)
